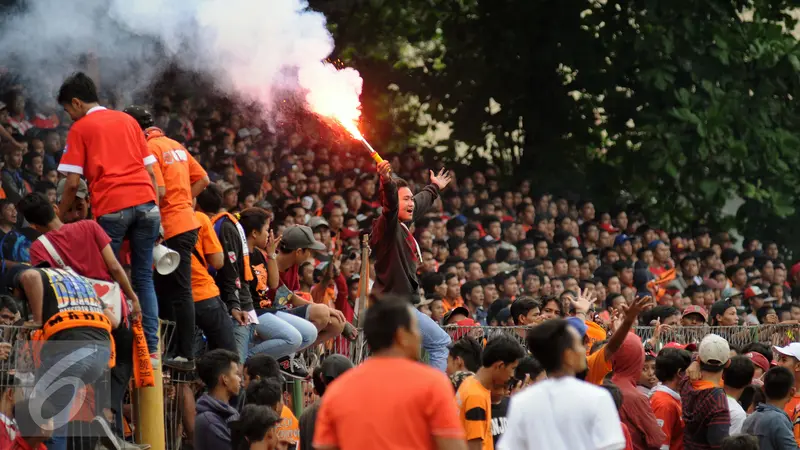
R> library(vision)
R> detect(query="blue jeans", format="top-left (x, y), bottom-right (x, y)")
top-left (38, 341), bottom-right (112, 450)
top-left (98, 202), bottom-right (161, 355)
top-left (415, 308), bottom-right (451, 372)
top-left (233, 322), bottom-right (255, 364)
top-left (249, 311), bottom-right (318, 359)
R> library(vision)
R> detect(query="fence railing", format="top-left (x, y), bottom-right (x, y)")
top-left (2, 321), bottom-right (797, 449)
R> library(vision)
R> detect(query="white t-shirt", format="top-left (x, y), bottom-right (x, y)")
top-left (497, 376), bottom-right (627, 450)
top-left (727, 395), bottom-right (747, 435)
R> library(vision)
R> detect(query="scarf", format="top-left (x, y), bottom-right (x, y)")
top-left (211, 212), bottom-right (253, 281)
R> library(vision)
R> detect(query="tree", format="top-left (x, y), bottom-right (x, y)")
top-left (312, 0), bottom-right (800, 253)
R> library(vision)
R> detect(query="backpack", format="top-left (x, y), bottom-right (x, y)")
top-left (0, 230), bottom-right (31, 272)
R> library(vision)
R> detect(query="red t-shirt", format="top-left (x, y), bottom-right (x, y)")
top-left (58, 107), bottom-right (156, 217)
top-left (28, 220), bottom-right (113, 282)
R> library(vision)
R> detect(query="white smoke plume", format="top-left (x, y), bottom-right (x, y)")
top-left (0, 0), bottom-right (363, 119)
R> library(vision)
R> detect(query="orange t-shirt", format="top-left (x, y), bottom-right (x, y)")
top-left (59, 107), bottom-right (156, 217)
top-left (277, 404), bottom-right (299, 446)
top-left (785, 395), bottom-right (800, 446)
top-left (146, 128), bottom-right (205, 239)
top-left (191, 212), bottom-right (222, 302)
top-left (455, 375), bottom-right (492, 450)
top-left (650, 388), bottom-right (684, 450)
top-left (442, 296), bottom-right (464, 313)
top-left (313, 357), bottom-right (464, 450)
top-left (586, 348), bottom-right (613, 385)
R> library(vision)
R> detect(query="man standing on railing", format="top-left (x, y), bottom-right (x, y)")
top-left (370, 160), bottom-right (453, 371)
top-left (56, 73), bottom-right (161, 360)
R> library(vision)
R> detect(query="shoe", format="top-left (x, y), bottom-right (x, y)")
top-left (163, 356), bottom-right (195, 371)
top-left (92, 416), bottom-right (152, 450)
top-left (149, 352), bottom-right (161, 370)
top-left (278, 354), bottom-right (309, 379)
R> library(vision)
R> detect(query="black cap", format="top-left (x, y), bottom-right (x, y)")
top-left (320, 354), bottom-right (353, 381)
top-left (122, 105), bottom-right (154, 130)
top-left (443, 306), bottom-right (470, 324)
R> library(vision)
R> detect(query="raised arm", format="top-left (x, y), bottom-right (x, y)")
top-left (412, 168), bottom-right (451, 222)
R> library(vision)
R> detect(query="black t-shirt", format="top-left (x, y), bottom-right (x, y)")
top-left (491, 396), bottom-right (510, 447)
top-left (249, 248), bottom-right (279, 316)
top-left (36, 267), bottom-right (110, 341)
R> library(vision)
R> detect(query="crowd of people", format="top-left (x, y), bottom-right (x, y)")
top-left (0, 66), bottom-right (798, 450)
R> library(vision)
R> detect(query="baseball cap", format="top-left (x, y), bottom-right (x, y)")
top-left (566, 317), bottom-right (588, 338)
top-left (774, 342), bottom-right (800, 361)
top-left (600, 223), bottom-right (619, 233)
top-left (320, 354), bottom-right (353, 381)
top-left (664, 342), bottom-right (698, 352)
top-left (791, 262), bottom-right (800, 280)
top-left (585, 321), bottom-right (607, 342)
top-left (698, 334), bottom-right (730, 366)
top-left (443, 306), bottom-right (470, 324)
top-left (743, 286), bottom-right (776, 302)
top-left (281, 225), bottom-right (327, 252)
top-left (307, 216), bottom-right (330, 230)
top-left (56, 178), bottom-right (89, 202)
top-left (745, 352), bottom-right (770, 373)
top-left (614, 234), bottom-right (632, 247)
top-left (720, 287), bottom-right (742, 302)
top-left (681, 305), bottom-right (708, 322)
top-left (479, 236), bottom-right (498, 248)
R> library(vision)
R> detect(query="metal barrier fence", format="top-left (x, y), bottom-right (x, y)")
top-left (2, 321), bottom-right (798, 449)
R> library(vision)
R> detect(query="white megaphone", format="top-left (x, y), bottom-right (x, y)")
top-left (153, 244), bottom-right (180, 275)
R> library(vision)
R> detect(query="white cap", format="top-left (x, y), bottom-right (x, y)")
top-left (698, 334), bottom-right (730, 366)
top-left (775, 343), bottom-right (800, 361)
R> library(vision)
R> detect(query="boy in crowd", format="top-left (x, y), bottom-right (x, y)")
top-left (650, 347), bottom-right (691, 450)
top-left (681, 334), bottom-right (732, 448)
top-left (194, 349), bottom-right (241, 450)
top-left (742, 366), bottom-right (798, 450)
top-left (723, 356), bottom-right (755, 434)
top-left (370, 160), bottom-right (453, 371)
top-left (455, 335), bottom-right (525, 450)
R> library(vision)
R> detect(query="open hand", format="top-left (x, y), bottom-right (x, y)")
top-left (430, 168), bottom-right (452, 190)
top-left (570, 287), bottom-right (598, 315)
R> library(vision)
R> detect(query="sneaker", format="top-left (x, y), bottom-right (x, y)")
top-left (278, 355), bottom-right (309, 379)
top-left (92, 416), bottom-right (153, 450)
top-left (149, 352), bottom-right (161, 370)
top-left (163, 356), bottom-right (195, 371)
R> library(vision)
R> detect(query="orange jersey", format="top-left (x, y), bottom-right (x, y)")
top-left (585, 348), bottom-right (613, 385)
top-left (146, 128), bottom-right (206, 239)
top-left (786, 395), bottom-right (800, 446)
top-left (455, 376), bottom-right (493, 450)
top-left (277, 404), bottom-right (300, 445)
top-left (650, 387), bottom-right (684, 450)
top-left (191, 212), bottom-right (223, 302)
top-left (59, 107), bottom-right (156, 217)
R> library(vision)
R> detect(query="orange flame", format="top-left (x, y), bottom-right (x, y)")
top-left (301, 64), bottom-right (365, 141)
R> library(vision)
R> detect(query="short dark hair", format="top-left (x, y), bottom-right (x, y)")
top-left (57, 72), bottom-right (99, 105)
top-left (18, 192), bottom-right (55, 227)
top-left (196, 183), bottom-right (224, 214)
top-left (33, 180), bottom-right (56, 195)
top-left (526, 319), bottom-right (576, 373)
top-left (238, 207), bottom-right (270, 236)
top-left (230, 404), bottom-right (281, 450)
top-left (514, 356), bottom-right (544, 381)
top-left (22, 151), bottom-right (41, 169)
top-left (196, 349), bottom-right (240, 390)
top-left (460, 280), bottom-right (481, 301)
top-left (510, 297), bottom-right (539, 325)
top-left (764, 366), bottom-right (795, 400)
top-left (0, 295), bottom-right (18, 315)
top-left (655, 348), bottom-right (692, 383)
top-left (722, 356), bottom-right (755, 390)
top-left (364, 295), bottom-right (414, 353)
top-left (243, 354), bottom-right (282, 382)
top-left (721, 435), bottom-right (759, 450)
top-left (244, 378), bottom-right (283, 408)
top-left (481, 335), bottom-right (525, 368)
top-left (394, 178), bottom-right (409, 190)
top-left (448, 337), bottom-right (482, 373)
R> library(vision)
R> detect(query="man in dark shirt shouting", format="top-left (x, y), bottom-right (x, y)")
top-left (370, 160), bottom-right (452, 371)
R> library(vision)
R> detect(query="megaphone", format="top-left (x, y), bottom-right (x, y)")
top-left (153, 244), bottom-right (180, 275)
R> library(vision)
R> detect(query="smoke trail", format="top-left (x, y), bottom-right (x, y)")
top-left (0, 0), bottom-right (362, 118)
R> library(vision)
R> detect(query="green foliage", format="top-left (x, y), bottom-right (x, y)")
top-left (310, 0), bottom-right (800, 253)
